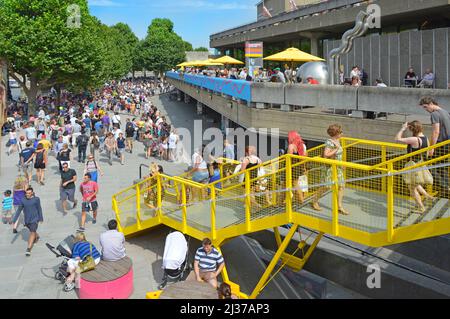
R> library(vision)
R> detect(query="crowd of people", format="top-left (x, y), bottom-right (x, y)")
top-left (1, 77), bottom-right (176, 245)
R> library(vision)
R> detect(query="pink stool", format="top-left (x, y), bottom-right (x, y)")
top-left (79, 257), bottom-right (133, 299)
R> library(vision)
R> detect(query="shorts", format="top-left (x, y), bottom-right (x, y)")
top-left (2, 209), bottom-right (12, 218)
top-left (67, 257), bottom-right (101, 271)
top-left (34, 162), bottom-right (46, 169)
top-left (25, 223), bottom-right (38, 233)
top-left (22, 163), bottom-right (33, 175)
top-left (192, 170), bottom-right (209, 183)
top-left (118, 148), bottom-right (125, 154)
top-left (199, 271), bottom-right (217, 284)
top-left (82, 201), bottom-right (98, 212)
top-left (60, 187), bottom-right (76, 202)
top-left (126, 137), bottom-right (134, 142)
top-left (9, 139), bottom-right (17, 145)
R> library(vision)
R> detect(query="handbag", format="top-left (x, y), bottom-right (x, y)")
top-left (77, 243), bottom-right (96, 273)
top-left (6, 140), bottom-right (11, 147)
top-left (403, 160), bottom-right (433, 185)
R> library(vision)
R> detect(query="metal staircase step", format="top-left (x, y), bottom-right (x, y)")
top-left (421, 199), bottom-right (449, 223)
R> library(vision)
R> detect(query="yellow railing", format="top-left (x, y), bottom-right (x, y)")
top-left (112, 137), bottom-right (450, 248)
top-left (114, 137), bottom-right (450, 299)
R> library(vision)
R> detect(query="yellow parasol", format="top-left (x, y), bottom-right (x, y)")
top-left (213, 56), bottom-right (244, 65)
top-left (263, 47), bottom-right (325, 63)
top-left (195, 59), bottom-right (224, 67)
top-left (177, 61), bottom-right (191, 67)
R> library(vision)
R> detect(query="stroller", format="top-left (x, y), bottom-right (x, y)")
top-left (158, 231), bottom-right (191, 290)
top-left (45, 235), bottom-right (76, 284)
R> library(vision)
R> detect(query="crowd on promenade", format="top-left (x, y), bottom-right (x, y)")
top-left (1, 77), bottom-right (177, 243)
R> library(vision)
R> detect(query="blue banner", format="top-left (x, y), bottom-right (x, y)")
top-left (166, 72), bottom-right (251, 102)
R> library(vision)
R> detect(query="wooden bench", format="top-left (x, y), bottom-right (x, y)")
top-left (79, 256), bottom-right (133, 299)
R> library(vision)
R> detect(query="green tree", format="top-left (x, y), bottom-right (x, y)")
top-left (111, 23), bottom-right (139, 76)
top-left (0, 0), bottom-right (109, 111)
top-left (141, 18), bottom-right (186, 77)
top-left (132, 40), bottom-right (146, 77)
top-left (183, 41), bottom-right (193, 52)
top-left (194, 47), bottom-right (209, 52)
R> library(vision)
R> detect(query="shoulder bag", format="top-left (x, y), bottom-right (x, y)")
top-left (77, 243), bottom-right (96, 273)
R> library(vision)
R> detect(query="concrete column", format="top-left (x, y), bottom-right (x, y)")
top-left (184, 93), bottom-right (191, 104)
top-left (300, 32), bottom-right (327, 57)
top-left (310, 35), bottom-right (320, 57)
top-left (196, 101), bottom-right (203, 115)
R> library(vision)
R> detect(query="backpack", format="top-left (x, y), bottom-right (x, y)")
top-left (51, 128), bottom-right (59, 140)
top-left (126, 123), bottom-right (134, 135)
top-left (79, 134), bottom-right (89, 146)
top-left (92, 137), bottom-right (100, 148)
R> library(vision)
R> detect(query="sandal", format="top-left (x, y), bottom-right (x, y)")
top-left (311, 202), bottom-right (322, 211)
top-left (338, 208), bottom-right (350, 215)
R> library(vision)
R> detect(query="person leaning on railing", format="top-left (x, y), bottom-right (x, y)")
top-left (395, 121), bottom-right (435, 213)
top-left (311, 124), bottom-right (350, 215)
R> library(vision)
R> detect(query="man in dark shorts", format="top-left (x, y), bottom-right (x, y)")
top-left (11, 187), bottom-right (43, 256)
top-left (79, 173), bottom-right (99, 232)
top-left (60, 163), bottom-right (78, 215)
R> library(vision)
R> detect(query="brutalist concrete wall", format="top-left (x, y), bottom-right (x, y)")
top-left (324, 27), bottom-right (450, 89)
top-left (185, 51), bottom-right (209, 62)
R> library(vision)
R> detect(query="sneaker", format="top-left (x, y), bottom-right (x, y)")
top-left (13, 228), bottom-right (18, 234)
top-left (78, 227), bottom-right (85, 232)
top-left (73, 200), bottom-right (78, 209)
top-left (64, 282), bottom-right (75, 292)
top-left (25, 248), bottom-right (31, 256)
top-left (92, 219), bottom-right (97, 224)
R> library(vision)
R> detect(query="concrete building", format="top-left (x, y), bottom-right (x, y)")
top-left (210, 0), bottom-right (450, 88)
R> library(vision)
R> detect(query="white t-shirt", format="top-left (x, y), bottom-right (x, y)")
top-left (155, 118), bottom-right (163, 126)
top-left (62, 135), bottom-right (70, 146)
top-left (168, 133), bottom-right (177, 149)
top-left (112, 114), bottom-right (121, 124)
top-left (192, 152), bottom-right (207, 169)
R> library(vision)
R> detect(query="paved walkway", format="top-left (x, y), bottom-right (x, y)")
top-left (0, 93), bottom-right (210, 299)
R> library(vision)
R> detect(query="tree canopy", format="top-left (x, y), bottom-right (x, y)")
top-left (140, 18), bottom-right (186, 76)
top-left (0, 0), bottom-right (137, 109)
top-left (184, 41), bottom-right (194, 52)
top-left (194, 47), bottom-right (210, 52)
top-left (0, 4), bottom-right (190, 108)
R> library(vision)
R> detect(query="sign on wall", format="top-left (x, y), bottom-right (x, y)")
top-left (245, 42), bottom-right (264, 79)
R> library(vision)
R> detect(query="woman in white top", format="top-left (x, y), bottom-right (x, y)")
top-left (7, 128), bottom-right (18, 155)
top-left (188, 147), bottom-right (209, 202)
top-left (240, 146), bottom-right (263, 209)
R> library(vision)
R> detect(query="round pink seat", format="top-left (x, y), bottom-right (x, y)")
top-left (79, 257), bottom-right (133, 299)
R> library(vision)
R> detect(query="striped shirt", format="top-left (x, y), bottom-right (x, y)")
top-left (195, 247), bottom-right (224, 272)
top-left (2, 196), bottom-right (13, 211)
top-left (72, 241), bottom-right (101, 260)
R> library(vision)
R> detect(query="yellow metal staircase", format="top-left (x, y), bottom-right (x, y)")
top-left (112, 137), bottom-right (450, 298)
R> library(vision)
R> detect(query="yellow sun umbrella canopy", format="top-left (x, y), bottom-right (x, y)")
top-left (177, 59), bottom-right (223, 67)
top-left (177, 61), bottom-right (192, 67)
top-left (263, 47), bottom-right (325, 62)
top-left (196, 59), bottom-right (224, 66)
top-left (213, 56), bottom-right (244, 65)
